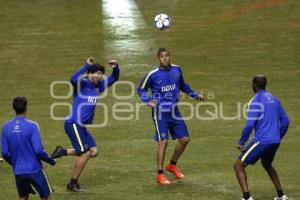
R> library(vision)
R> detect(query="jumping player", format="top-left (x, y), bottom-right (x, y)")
top-left (51, 57), bottom-right (119, 192)
top-left (137, 48), bottom-right (204, 185)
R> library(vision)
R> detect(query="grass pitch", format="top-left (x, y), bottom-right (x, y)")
top-left (0, 0), bottom-right (299, 199)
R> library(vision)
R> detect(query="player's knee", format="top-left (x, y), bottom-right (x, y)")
top-left (179, 137), bottom-right (189, 146)
top-left (233, 161), bottom-right (238, 170)
top-left (158, 139), bottom-right (168, 144)
top-left (90, 149), bottom-right (99, 158)
top-left (234, 160), bottom-right (244, 170)
top-left (77, 149), bottom-right (90, 157)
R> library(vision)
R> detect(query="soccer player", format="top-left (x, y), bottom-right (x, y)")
top-left (51, 57), bottom-right (119, 192)
top-left (137, 48), bottom-right (204, 185)
top-left (1, 96), bottom-right (56, 200)
top-left (234, 75), bottom-right (289, 200)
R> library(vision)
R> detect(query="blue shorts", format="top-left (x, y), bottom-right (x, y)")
top-left (152, 108), bottom-right (189, 141)
top-left (64, 121), bottom-right (97, 154)
top-left (15, 169), bottom-right (52, 198)
top-left (239, 141), bottom-right (280, 165)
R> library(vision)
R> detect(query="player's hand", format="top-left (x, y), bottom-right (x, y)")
top-left (87, 57), bottom-right (95, 65)
top-left (108, 59), bottom-right (118, 68)
top-left (195, 93), bottom-right (206, 101)
top-left (148, 100), bottom-right (157, 108)
top-left (237, 144), bottom-right (245, 152)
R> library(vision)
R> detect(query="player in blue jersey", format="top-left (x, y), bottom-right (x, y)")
top-left (51, 57), bottom-right (119, 192)
top-left (137, 48), bottom-right (205, 185)
top-left (234, 75), bottom-right (289, 200)
top-left (1, 97), bottom-right (56, 200)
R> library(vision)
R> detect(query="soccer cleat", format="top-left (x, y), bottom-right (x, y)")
top-left (166, 164), bottom-right (184, 179)
top-left (242, 197), bottom-right (254, 200)
top-left (274, 195), bottom-right (288, 200)
top-left (51, 146), bottom-right (66, 159)
top-left (0, 158), bottom-right (3, 162)
top-left (67, 182), bottom-right (83, 192)
top-left (156, 174), bottom-right (171, 185)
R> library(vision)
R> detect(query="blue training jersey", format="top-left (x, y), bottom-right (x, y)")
top-left (239, 90), bottom-right (289, 145)
top-left (1, 116), bottom-right (55, 175)
top-left (137, 64), bottom-right (198, 111)
top-left (66, 63), bottom-right (119, 125)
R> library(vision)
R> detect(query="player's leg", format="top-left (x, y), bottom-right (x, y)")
top-left (234, 141), bottom-right (263, 200)
top-left (169, 108), bottom-right (190, 163)
top-left (30, 170), bottom-right (53, 200)
top-left (54, 130), bottom-right (98, 158)
top-left (157, 139), bottom-right (168, 171)
top-left (166, 109), bottom-right (189, 179)
top-left (62, 123), bottom-right (93, 192)
top-left (165, 137), bottom-right (189, 179)
top-left (67, 133), bottom-right (98, 190)
top-left (261, 144), bottom-right (288, 199)
top-left (234, 159), bottom-right (249, 197)
top-left (70, 132), bottom-right (98, 181)
top-left (51, 121), bottom-right (82, 158)
top-left (15, 174), bottom-right (35, 200)
top-left (86, 131), bottom-right (98, 158)
top-left (70, 150), bottom-right (91, 180)
top-left (156, 139), bottom-right (169, 184)
top-left (153, 110), bottom-right (170, 185)
top-left (170, 137), bottom-right (190, 162)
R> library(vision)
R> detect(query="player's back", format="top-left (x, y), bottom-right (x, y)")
top-left (252, 91), bottom-right (283, 143)
top-left (2, 116), bottom-right (42, 174)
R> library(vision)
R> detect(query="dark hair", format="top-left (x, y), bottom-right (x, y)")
top-left (157, 47), bottom-right (170, 58)
top-left (13, 96), bottom-right (27, 114)
top-left (252, 75), bottom-right (267, 90)
top-left (87, 63), bottom-right (105, 74)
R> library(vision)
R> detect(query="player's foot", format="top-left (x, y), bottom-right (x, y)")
top-left (51, 146), bottom-right (66, 159)
top-left (0, 158), bottom-right (3, 162)
top-left (274, 195), bottom-right (288, 200)
top-left (156, 173), bottom-right (170, 185)
top-left (166, 164), bottom-right (184, 179)
top-left (242, 197), bottom-right (254, 200)
top-left (67, 182), bottom-right (83, 192)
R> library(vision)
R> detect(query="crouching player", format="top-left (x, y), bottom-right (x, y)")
top-left (1, 97), bottom-right (56, 200)
top-left (234, 75), bottom-right (289, 200)
top-left (51, 57), bottom-right (119, 192)
top-left (137, 48), bottom-right (205, 185)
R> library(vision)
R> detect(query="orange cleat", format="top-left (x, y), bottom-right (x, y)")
top-left (156, 173), bottom-right (171, 185)
top-left (166, 164), bottom-right (184, 179)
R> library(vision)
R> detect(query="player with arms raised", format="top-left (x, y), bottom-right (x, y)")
top-left (51, 57), bottom-right (119, 192)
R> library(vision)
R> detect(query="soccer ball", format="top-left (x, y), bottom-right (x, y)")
top-left (154, 14), bottom-right (171, 30)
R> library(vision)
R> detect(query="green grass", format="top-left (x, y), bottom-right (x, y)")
top-left (0, 0), bottom-right (299, 199)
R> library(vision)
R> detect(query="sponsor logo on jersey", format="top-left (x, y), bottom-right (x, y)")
top-left (161, 84), bottom-right (176, 92)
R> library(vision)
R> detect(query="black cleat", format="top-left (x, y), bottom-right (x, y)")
top-left (51, 146), bottom-right (66, 159)
top-left (67, 182), bottom-right (83, 192)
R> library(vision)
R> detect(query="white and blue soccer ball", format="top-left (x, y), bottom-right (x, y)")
top-left (154, 13), bottom-right (171, 30)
